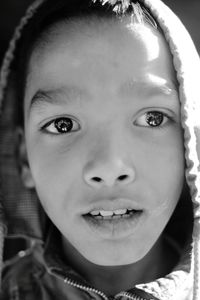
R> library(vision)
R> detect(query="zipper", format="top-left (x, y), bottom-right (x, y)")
top-left (115, 291), bottom-right (155, 300)
top-left (49, 268), bottom-right (151, 300)
top-left (63, 277), bottom-right (109, 300)
top-left (63, 276), bottom-right (151, 300)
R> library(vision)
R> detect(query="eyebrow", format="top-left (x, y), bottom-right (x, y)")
top-left (28, 79), bottom-right (178, 114)
top-left (28, 86), bottom-right (88, 115)
top-left (121, 79), bottom-right (178, 98)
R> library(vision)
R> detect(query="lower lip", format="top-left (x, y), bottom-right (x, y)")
top-left (83, 211), bottom-right (143, 240)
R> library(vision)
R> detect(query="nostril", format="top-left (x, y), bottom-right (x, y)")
top-left (92, 177), bottom-right (102, 182)
top-left (118, 175), bottom-right (128, 181)
top-left (85, 169), bottom-right (135, 187)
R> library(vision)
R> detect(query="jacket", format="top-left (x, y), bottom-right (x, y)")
top-left (0, 0), bottom-right (200, 299)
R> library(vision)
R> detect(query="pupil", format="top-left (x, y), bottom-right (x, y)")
top-left (55, 118), bottom-right (73, 132)
top-left (146, 112), bottom-right (163, 127)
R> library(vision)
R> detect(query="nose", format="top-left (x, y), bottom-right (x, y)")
top-left (83, 158), bottom-right (136, 188)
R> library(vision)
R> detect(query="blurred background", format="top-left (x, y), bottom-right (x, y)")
top-left (0, 0), bottom-right (200, 65)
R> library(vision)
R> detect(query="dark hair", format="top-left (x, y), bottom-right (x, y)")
top-left (14, 0), bottom-right (159, 126)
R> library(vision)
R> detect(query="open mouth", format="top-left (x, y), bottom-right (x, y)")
top-left (86, 208), bottom-right (140, 220)
top-left (82, 198), bottom-right (144, 238)
top-left (83, 207), bottom-right (143, 238)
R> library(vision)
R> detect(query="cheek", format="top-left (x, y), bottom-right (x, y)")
top-left (138, 124), bottom-right (184, 189)
top-left (142, 132), bottom-right (184, 215)
top-left (26, 135), bottom-right (84, 208)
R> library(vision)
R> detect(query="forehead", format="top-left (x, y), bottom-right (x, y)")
top-left (28, 15), bottom-right (171, 69)
top-left (25, 16), bottom-right (177, 108)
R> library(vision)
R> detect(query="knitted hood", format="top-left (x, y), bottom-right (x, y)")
top-left (0, 0), bottom-right (200, 299)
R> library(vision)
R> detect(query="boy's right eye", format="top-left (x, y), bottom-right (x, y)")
top-left (41, 117), bottom-right (80, 135)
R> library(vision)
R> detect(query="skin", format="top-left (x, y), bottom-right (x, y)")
top-left (19, 16), bottom-right (184, 295)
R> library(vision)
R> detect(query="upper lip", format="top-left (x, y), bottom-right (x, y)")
top-left (83, 198), bottom-right (143, 215)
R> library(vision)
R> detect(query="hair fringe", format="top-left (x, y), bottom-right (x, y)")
top-left (92, 0), bottom-right (158, 28)
top-left (92, 0), bottom-right (131, 14)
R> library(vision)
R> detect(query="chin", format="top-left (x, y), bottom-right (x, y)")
top-left (89, 256), bottom-right (141, 267)
top-left (84, 247), bottom-right (146, 266)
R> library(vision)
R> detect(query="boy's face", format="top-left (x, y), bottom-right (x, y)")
top-left (22, 17), bottom-right (184, 265)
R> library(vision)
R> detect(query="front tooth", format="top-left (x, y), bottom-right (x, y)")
top-left (90, 210), bottom-right (100, 216)
top-left (100, 210), bottom-right (114, 217)
top-left (114, 209), bottom-right (127, 215)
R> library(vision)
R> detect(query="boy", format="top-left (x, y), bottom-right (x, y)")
top-left (0, 0), bottom-right (199, 299)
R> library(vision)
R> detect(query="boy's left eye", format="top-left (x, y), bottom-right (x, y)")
top-left (42, 117), bottom-right (80, 134)
top-left (135, 111), bottom-right (170, 128)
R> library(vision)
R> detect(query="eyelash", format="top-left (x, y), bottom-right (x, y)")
top-left (41, 117), bottom-right (80, 135)
top-left (134, 110), bottom-right (174, 129)
top-left (41, 111), bottom-right (174, 135)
